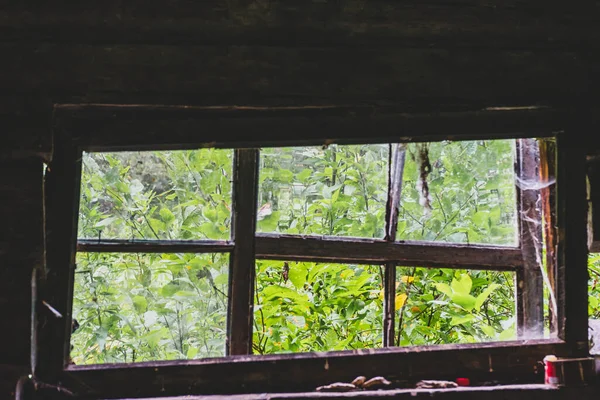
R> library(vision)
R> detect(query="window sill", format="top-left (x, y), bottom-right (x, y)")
top-left (112, 384), bottom-right (600, 400)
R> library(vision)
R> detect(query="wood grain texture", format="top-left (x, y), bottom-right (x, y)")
top-left (0, 0), bottom-right (598, 50)
top-left (228, 149), bottom-right (260, 355)
top-left (255, 234), bottom-right (522, 270)
top-left (0, 160), bottom-right (43, 398)
top-left (54, 106), bottom-right (563, 151)
top-left (0, 43), bottom-right (594, 108)
top-left (555, 129), bottom-right (589, 354)
top-left (36, 139), bottom-right (82, 381)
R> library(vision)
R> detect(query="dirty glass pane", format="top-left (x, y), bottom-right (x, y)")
top-left (71, 252), bottom-right (229, 364)
top-left (257, 144), bottom-right (389, 238)
top-left (589, 253), bottom-right (600, 354)
top-left (394, 267), bottom-right (516, 346)
top-left (78, 149), bottom-right (233, 240)
top-left (253, 260), bottom-right (383, 354)
top-left (395, 140), bottom-right (517, 246)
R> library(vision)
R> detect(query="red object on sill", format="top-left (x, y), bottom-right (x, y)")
top-left (543, 355), bottom-right (558, 385)
top-left (455, 378), bottom-right (470, 386)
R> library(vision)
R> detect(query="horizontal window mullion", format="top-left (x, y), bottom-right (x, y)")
top-left (77, 239), bottom-right (234, 253)
top-left (255, 233), bottom-right (523, 270)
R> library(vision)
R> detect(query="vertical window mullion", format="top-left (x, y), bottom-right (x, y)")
top-left (515, 139), bottom-right (544, 337)
top-left (539, 139), bottom-right (558, 333)
top-left (227, 149), bottom-right (260, 355)
top-left (383, 144), bottom-right (407, 347)
top-left (555, 132), bottom-right (589, 353)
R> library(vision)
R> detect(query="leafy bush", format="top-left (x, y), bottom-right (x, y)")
top-left (72, 140), bottom-right (524, 364)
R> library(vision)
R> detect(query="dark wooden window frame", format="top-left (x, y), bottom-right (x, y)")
top-left (34, 105), bottom-right (589, 399)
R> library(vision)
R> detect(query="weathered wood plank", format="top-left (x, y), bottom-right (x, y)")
top-left (36, 139), bottom-right (82, 381)
top-left (61, 340), bottom-right (566, 398)
top-left (0, 160), bottom-right (43, 398)
top-left (100, 385), bottom-right (588, 400)
top-left (228, 149), bottom-right (260, 355)
top-left (0, 44), bottom-right (594, 108)
top-left (54, 106), bottom-right (563, 151)
top-left (254, 234), bottom-right (522, 270)
top-left (555, 129), bottom-right (589, 354)
top-left (78, 239), bottom-right (234, 253)
top-left (539, 140), bottom-right (557, 331)
top-left (0, 1), bottom-right (598, 50)
top-left (0, 97), bottom-right (53, 161)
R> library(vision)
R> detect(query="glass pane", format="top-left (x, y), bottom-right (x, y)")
top-left (396, 140), bottom-right (517, 245)
top-left (394, 267), bottom-right (515, 346)
top-left (78, 149), bottom-right (233, 240)
top-left (257, 144), bottom-right (389, 238)
top-left (71, 252), bottom-right (229, 364)
top-left (253, 260), bottom-right (383, 354)
top-left (589, 253), bottom-right (600, 354)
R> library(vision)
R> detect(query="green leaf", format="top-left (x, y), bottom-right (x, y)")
top-left (451, 274), bottom-right (472, 295)
top-left (94, 216), bottom-right (118, 228)
top-left (262, 285), bottom-right (309, 305)
top-left (297, 169), bottom-right (312, 182)
top-left (499, 327), bottom-right (516, 340)
top-left (159, 207), bottom-right (175, 223)
top-left (213, 273), bottom-right (229, 286)
top-left (331, 188), bottom-right (341, 203)
top-left (288, 263), bottom-right (308, 289)
top-left (450, 293), bottom-right (477, 311)
top-left (132, 295), bottom-right (147, 313)
top-left (257, 211), bottom-right (280, 231)
top-left (161, 282), bottom-right (180, 297)
top-left (472, 211), bottom-right (490, 228)
top-left (435, 283), bottom-right (453, 297)
top-left (276, 169), bottom-right (294, 183)
top-left (450, 314), bottom-right (474, 326)
top-left (187, 347), bottom-right (199, 359)
top-left (480, 324), bottom-right (496, 337)
top-left (474, 283), bottom-right (501, 309)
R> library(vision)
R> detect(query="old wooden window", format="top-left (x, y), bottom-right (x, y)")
top-left (36, 105), bottom-right (588, 398)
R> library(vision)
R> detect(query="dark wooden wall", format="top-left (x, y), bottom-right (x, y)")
top-left (1, 1), bottom-right (599, 398)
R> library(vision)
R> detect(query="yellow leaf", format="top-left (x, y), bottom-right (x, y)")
top-left (401, 276), bottom-right (415, 284)
top-left (395, 293), bottom-right (408, 309)
top-left (379, 289), bottom-right (385, 300)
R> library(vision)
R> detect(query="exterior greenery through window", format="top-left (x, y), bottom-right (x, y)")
top-left (73, 139), bottom-right (540, 364)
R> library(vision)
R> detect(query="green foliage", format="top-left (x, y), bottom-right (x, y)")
top-left (398, 140), bottom-right (517, 245)
top-left (253, 261), bottom-right (383, 353)
top-left (395, 268), bottom-right (515, 346)
top-left (78, 149), bottom-right (233, 240)
top-left (73, 140), bottom-right (526, 364)
top-left (588, 253), bottom-right (600, 318)
top-left (72, 252), bottom-right (228, 364)
top-left (257, 145), bottom-right (388, 238)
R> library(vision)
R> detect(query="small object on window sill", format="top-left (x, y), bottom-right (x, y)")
top-left (543, 356), bottom-right (596, 386)
top-left (316, 376), bottom-right (391, 392)
top-left (455, 377), bottom-right (470, 386)
top-left (362, 376), bottom-right (392, 389)
top-left (415, 380), bottom-right (459, 389)
top-left (315, 383), bottom-right (358, 392)
top-left (543, 355), bottom-right (558, 385)
top-left (351, 376), bottom-right (366, 387)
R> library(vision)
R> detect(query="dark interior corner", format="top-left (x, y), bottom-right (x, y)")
top-left (2, 1), bottom-right (600, 399)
